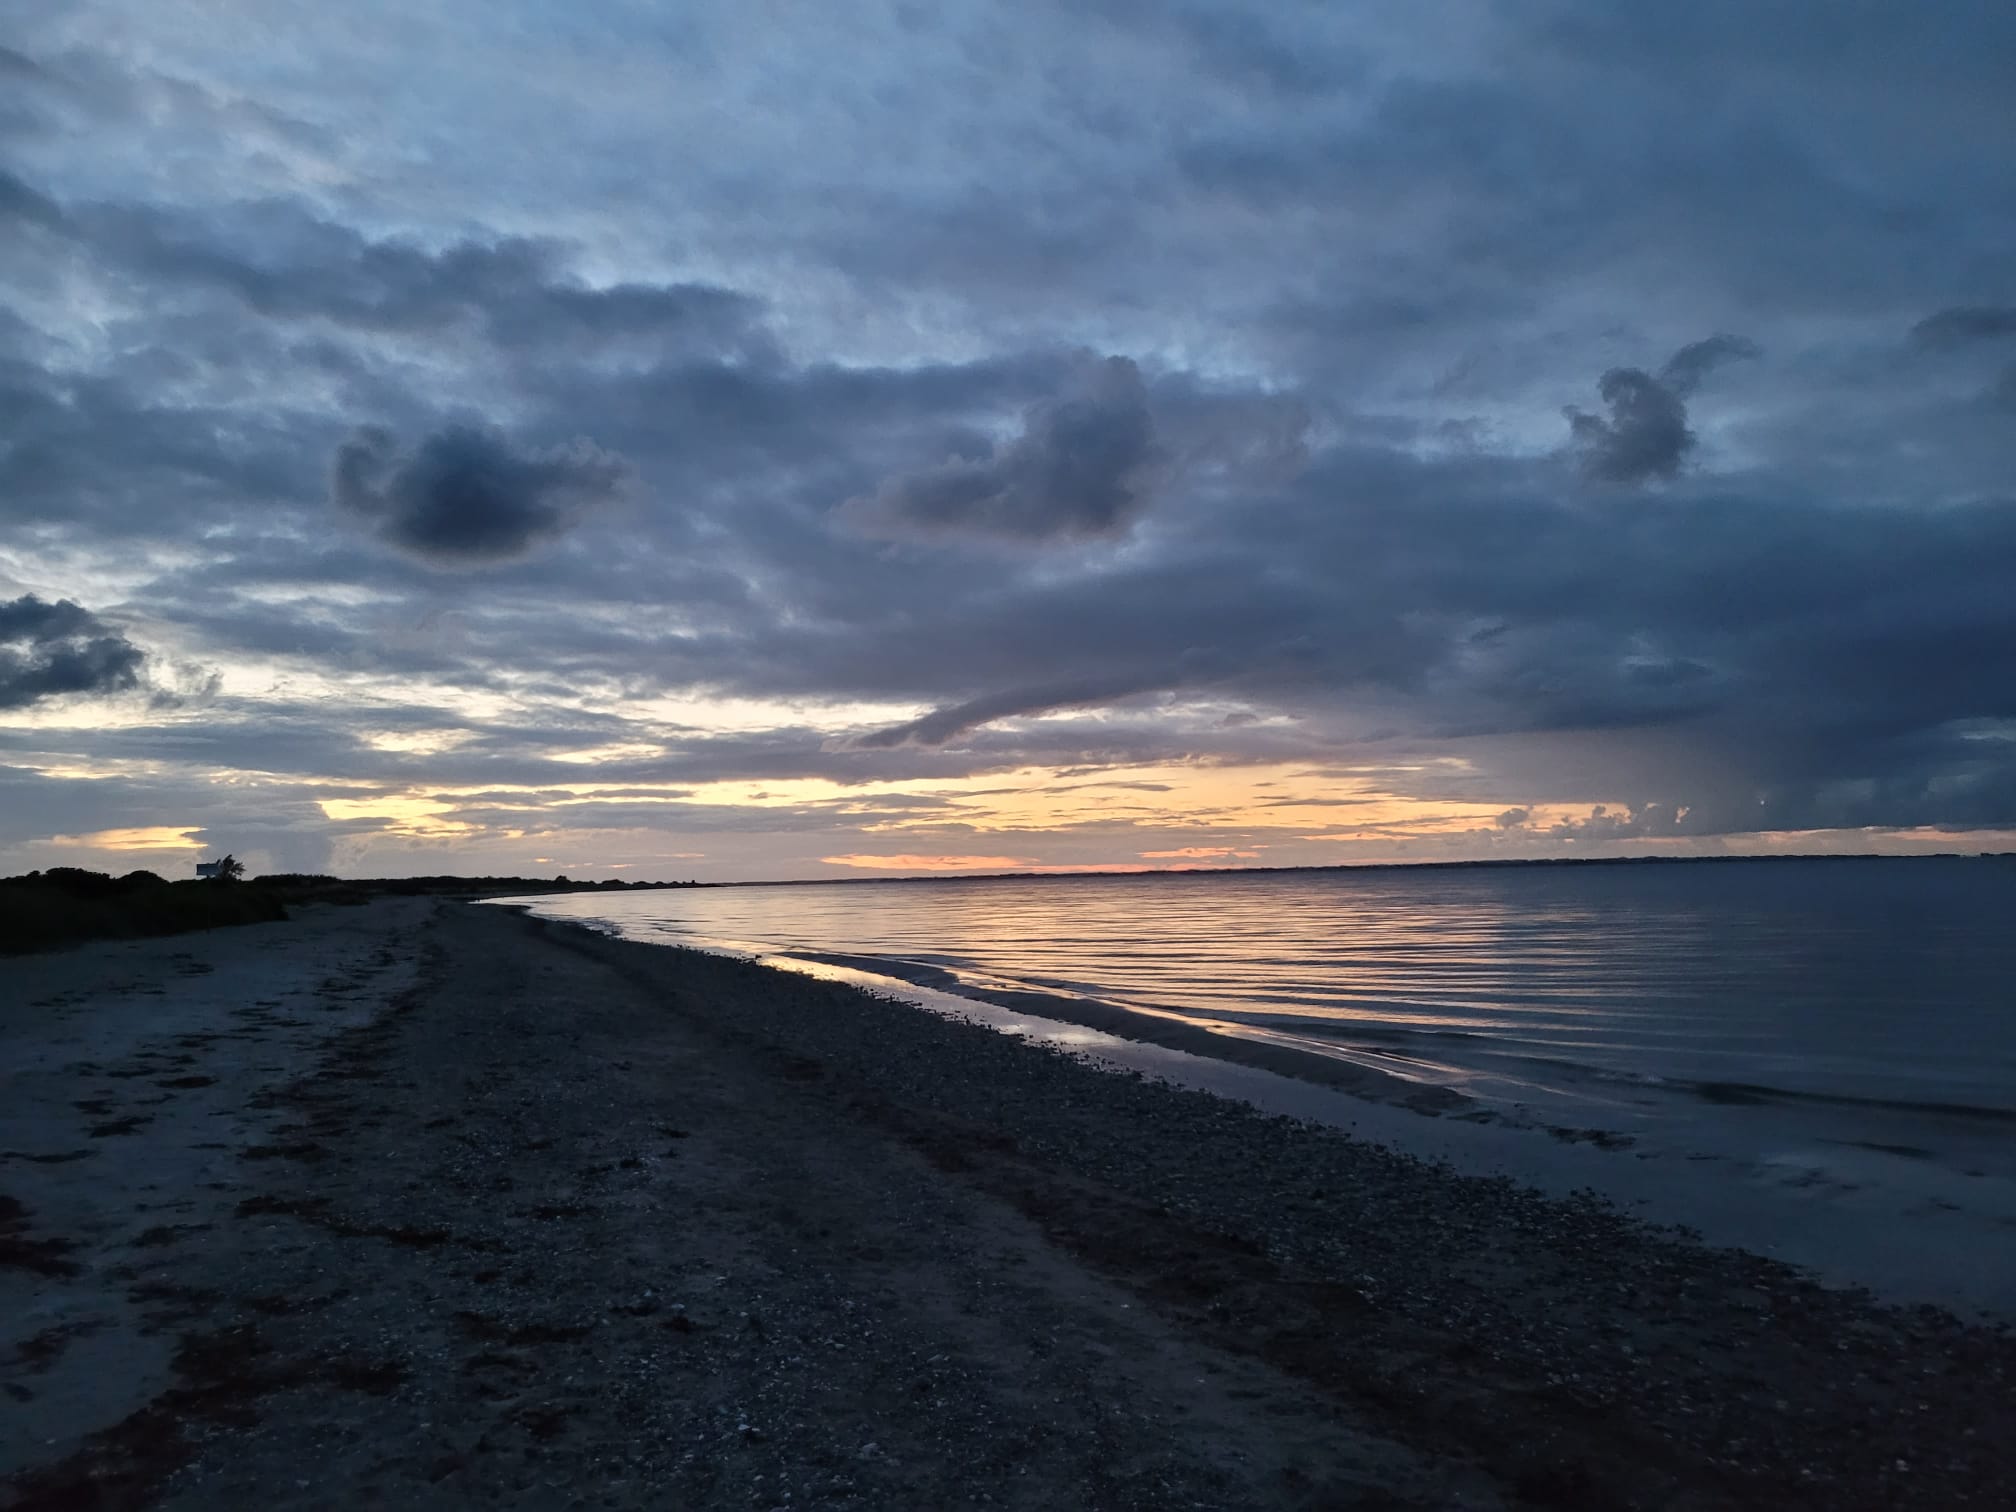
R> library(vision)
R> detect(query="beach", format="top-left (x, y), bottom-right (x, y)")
top-left (4, 899), bottom-right (2013, 1509)
top-left (511, 860), bottom-right (2016, 1318)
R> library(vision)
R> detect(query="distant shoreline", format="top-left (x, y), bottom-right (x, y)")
top-left (15, 852), bottom-right (2004, 957)
top-left (691, 846), bottom-right (2016, 891)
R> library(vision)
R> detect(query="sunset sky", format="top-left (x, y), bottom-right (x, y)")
top-left (3, 3), bottom-right (2014, 882)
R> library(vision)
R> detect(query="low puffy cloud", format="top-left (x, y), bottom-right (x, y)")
top-left (1566, 367), bottom-right (1691, 484)
top-left (331, 424), bottom-right (629, 567)
top-left (1565, 335), bottom-right (1759, 485)
top-left (1543, 802), bottom-right (1689, 843)
top-left (0, 594), bottom-right (145, 709)
top-left (839, 356), bottom-right (1161, 541)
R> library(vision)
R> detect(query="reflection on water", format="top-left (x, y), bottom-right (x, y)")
top-left (507, 858), bottom-right (2016, 1120)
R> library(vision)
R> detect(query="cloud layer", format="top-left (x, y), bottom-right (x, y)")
top-left (1, 3), bottom-right (2012, 877)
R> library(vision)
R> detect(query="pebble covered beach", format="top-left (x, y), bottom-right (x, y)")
top-left (4, 897), bottom-right (2012, 1509)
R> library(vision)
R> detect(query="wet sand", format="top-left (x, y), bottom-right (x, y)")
top-left (754, 947), bottom-right (2016, 1317)
top-left (4, 899), bottom-right (2013, 1509)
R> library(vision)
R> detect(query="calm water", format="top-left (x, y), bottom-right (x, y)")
top-left (499, 857), bottom-right (2016, 1311)
top-left (506, 857), bottom-right (2016, 1124)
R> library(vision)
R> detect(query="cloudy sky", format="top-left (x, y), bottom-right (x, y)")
top-left (3, 2), bottom-right (2013, 882)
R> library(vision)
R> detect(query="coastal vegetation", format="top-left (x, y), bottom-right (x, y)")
top-left (0, 868), bottom-right (702, 956)
top-left (0, 868), bottom-right (289, 955)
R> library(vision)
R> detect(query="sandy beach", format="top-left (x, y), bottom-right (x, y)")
top-left (4, 900), bottom-right (2014, 1510)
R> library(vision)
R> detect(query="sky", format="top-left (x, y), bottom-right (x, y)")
top-left (2, 1), bottom-right (2014, 883)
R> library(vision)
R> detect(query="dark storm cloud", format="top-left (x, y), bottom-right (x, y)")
top-left (0, 595), bottom-right (145, 709)
top-left (746, 433), bottom-right (2016, 828)
top-left (313, 426), bottom-right (2004, 838)
top-left (0, 46), bottom-right (46, 81)
top-left (856, 674), bottom-right (1167, 748)
top-left (0, 697), bottom-right (1341, 807)
top-left (1564, 336), bottom-right (1758, 485)
top-left (2, 165), bottom-right (771, 360)
top-left (0, 353), bottom-right (329, 532)
top-left (839, 357), bottom-right (1161, 541)
top-left (331, 425), bottom-right (631, 567)
top-left (1913, 308), bottom-right (2016, 408)
top-left (0, 45), bottom-right (67, 142)
top-left (127, 221), bottom-right (769, 356)
top-left (1660, 335), bottom-right (1762, 397)
top-left (1911, 307), bottom-right (2016, 349)
top-left (0, 169), bottom-right (64, 228)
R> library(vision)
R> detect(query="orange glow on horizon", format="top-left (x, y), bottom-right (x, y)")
top-left (819, 853), bottom-right (1161, 874)
top-left (820, 853), bottom-right (1039, 872)
top-left (45, 826), bottom-right (206, 852)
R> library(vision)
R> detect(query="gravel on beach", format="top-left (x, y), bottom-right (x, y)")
top-left (4, 897), bottom-right (2012, 1510)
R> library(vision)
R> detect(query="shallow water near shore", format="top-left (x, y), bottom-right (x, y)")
top-left (496, 857), bottom-right (2016, 1312)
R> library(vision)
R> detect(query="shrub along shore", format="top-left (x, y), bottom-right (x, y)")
top-left (0, 869), bottom-right (704, 956)
top-left (0, 869), bottom-right (289, 955)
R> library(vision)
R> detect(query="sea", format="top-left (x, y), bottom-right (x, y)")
top-left (497, 856), bottom-right (2016, 1312)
